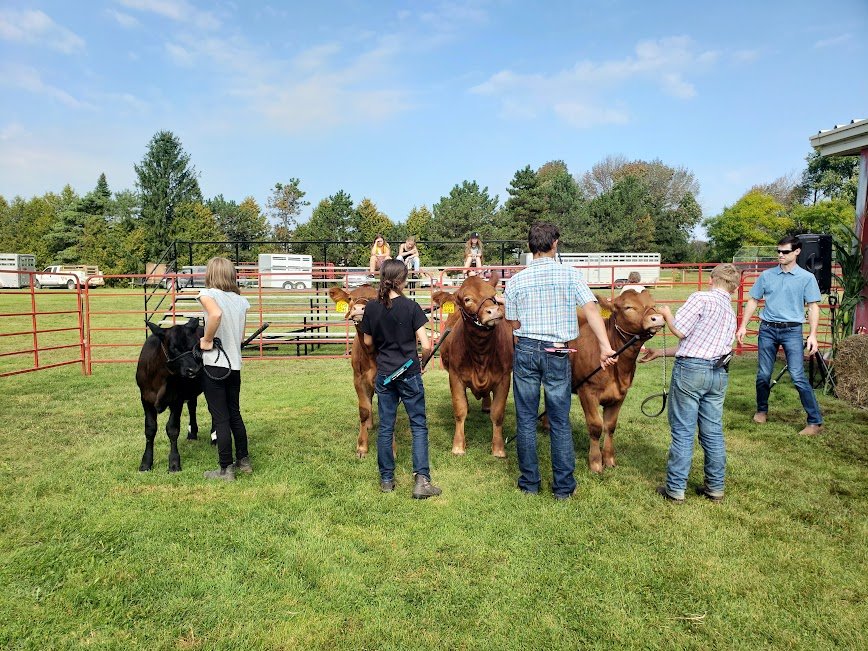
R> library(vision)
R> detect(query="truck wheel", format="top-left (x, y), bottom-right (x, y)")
top-left (34, 280), bottom-right (41, 289)
top-left (67, 279), bottom-right (76, 290)
top-left (282, 281), bottom-right (293, 290)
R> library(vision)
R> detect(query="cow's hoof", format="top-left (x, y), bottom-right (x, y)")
top-left (139, 465), bottom-right (152, 472)
top-left (452, 447), bottom-right (466, 456)
top-left (492, 449), bottom-right (507, 459)
top-left (187, 434), bottom-right (198, 440)
top-left (168, 463), bottom-right (181, 473)
top-left (604, 460), bottom-right (617, 469)
top-left (481, 407), bottom-right (491, 414)
top-left (356, 450), bottom-right (367, 459)
top-left (589, 462), bottom-right (604, 475)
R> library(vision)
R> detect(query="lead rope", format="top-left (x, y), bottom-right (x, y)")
top-left (196, 338), bottom-right (232, 381)
top-left (640, 326), bottom-right (668, 417)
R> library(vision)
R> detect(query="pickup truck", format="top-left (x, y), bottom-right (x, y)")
top-left (34, 265), bottom-right (105, 289)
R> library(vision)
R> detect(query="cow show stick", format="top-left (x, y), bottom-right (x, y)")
top-left (421, 327), bottom-right (452, 370)
top-left (241, 322), bottom-right (270, 349)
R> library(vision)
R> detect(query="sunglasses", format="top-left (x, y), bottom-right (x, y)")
top-left (776, 249), bottom-right (794, 255)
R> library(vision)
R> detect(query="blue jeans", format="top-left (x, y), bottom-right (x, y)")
top-left (512, 337), bottom-right (575, 497)
top-left (375, 372), bottom-right (430, 481)
top-left (665, 358), bottom-right (728, 499)
top-left (756, 323), bottom-right (823, 425)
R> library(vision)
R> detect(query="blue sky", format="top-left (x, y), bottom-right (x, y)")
top-left (1, 0), bottom-right (866, 229)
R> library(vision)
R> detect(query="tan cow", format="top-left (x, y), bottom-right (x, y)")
top-left (329, 285), bottom-right (379, 458)
top-left (569, 289), bottom-right (664, 473)
top-left (432, 273), bottom-right (519, 457)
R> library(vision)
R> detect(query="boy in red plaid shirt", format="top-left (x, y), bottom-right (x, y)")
top-left (640, 263), bottom-right (741, 504)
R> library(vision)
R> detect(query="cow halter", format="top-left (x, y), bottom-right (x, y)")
top-left (347, 298), bottom-right (369, 324)
top-left (459, 295), bottom-right (500, 329)
top-left (612, 305), bottom-right (660, 343)
top-left (161, 342), bottom-right (198, 370)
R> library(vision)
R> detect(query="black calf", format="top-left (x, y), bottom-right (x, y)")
top-left (135, 318), bottom-right (204, 472)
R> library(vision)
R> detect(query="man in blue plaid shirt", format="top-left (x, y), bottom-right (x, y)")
top-left (504, 222), bottom-right (616, 499)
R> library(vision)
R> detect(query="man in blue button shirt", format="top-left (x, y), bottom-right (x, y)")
top-left (736, 235), bottom-right (823, 435)
top-left (504, 222), bottom-right (617, 499)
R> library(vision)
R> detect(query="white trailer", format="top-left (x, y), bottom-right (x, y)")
top-left (523, 252), bottom-right (661, 287)
top-left (0, 253), bottom-right (37, 288)
top-left (257, 253), bottom-right (313, 289)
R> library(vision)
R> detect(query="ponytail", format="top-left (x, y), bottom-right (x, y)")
top-left (377, 258), bottom-right (408, 308)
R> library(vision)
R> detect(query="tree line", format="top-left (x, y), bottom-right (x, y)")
top-left (0, 130), bottom-right (859, 275)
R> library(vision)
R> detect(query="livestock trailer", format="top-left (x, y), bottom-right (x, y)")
top-left (0, 253), bottom-right (36, 288)
top-left (524, 251), bottom-right (661, 287)
top-left (257, 253), bottom-right (314, 289)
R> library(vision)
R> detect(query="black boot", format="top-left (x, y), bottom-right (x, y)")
top-left (412, 474), bottom-right (442, 499)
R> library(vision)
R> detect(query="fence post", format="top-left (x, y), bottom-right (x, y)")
top-left (736, 274), bottom-right (745, 356)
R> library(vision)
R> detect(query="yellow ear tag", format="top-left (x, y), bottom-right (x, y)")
top-left (600, 306), bottom-right (612, 319)
top-left (441, 302), bottom-right (454, 314)
top-left (336, 300), bottom-right (348, 314)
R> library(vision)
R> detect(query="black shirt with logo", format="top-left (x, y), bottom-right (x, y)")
top-left (359, 295), bottom-right (428, 376)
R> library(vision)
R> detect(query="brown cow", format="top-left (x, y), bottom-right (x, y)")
top-left (569, 289), bottom-right (664, 473)
top-left (432, 273), bottom-right (518, 457)
top-left (329, 284), bottom-right (379, 458)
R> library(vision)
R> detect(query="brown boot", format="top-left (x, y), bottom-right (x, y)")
top-left (752, 412), bottom-right (767, 424)
top-left (798, 424), bottom-right (823, 436)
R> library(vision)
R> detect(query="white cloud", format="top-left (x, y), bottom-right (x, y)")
top-left (554, 102), bottom-right (630, 129)
top-left (0, 9), bottom-right (85, 54)
top-left (0, 122), bottom-right (28, 141)
top-left (163, 30), bottom-right (412, 132)
top-left (0, 63), bottom-right (91, 109)
top-left (165, 42), bottom-right (195, 67)
top-left (107, 9), bottom-right (140, 29)
top-left (118, 0), bottom-right (220, 30)
top-left (814, 34), bottom-right (851, 49)
top-left (470, 36), bottom-right (716, 128)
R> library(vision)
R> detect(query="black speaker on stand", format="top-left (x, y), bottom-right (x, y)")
top-left (796, 233), bottom-right (833, 294)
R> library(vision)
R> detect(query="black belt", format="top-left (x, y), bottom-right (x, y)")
top-left (762, 321), bottom-right (801, 328)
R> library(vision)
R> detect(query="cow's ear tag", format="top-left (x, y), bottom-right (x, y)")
top-left (335, 300), bottom-right (348, 314)
top-left (600, 306), bottom-right (612, 319)
top-left (441, 301), bottom-right (454, 314)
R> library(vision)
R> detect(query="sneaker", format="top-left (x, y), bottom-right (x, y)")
top-left (380, 479), bottom-right (396, 493)
top-left (752, 412), bottom-right (767, 424)
top-left (232, 456), bottom-right (253, 474)
top-left (656, 485), bottom-right (684, 504)
top-left (203, 466), bottom-right (235, 482)
top-left (696, 485), bottom-right (724, 502)
top-left (412, 474), bottom-right (442, 499)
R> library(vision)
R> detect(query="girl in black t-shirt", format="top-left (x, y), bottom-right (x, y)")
top-left (359, 259), bottom-right (441, 499)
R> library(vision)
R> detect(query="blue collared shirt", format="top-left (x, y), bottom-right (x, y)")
top-left (504, 257), bottom-right (596, 342)
top-left (749, 264), bottom-right (821, 323)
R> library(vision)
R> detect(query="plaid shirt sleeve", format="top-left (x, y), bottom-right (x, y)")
top-left (504, 277), bottom-right (518, 321)
top-left (571, 269), bottom-right (596, 307)
top-left (674, 293), bottom-right (704, 337)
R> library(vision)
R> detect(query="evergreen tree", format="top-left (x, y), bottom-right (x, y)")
top-left (405, 206), bottom-right (433, 242)
top-left (94, 173), bottom-right (111, 206)
top-left (353, 198), bottom-right (394, 265)
top-left (292, 191), bottom-right (356, 264)
top-left (134, 131), bottom-right (202, 261)
top-left (429, 181), bottom-right (499, 265)
top-left (502, 165), bottom-right (545, 239)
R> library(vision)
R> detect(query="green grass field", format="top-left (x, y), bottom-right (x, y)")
top-left (0, 356), bottom-right (865, 650)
